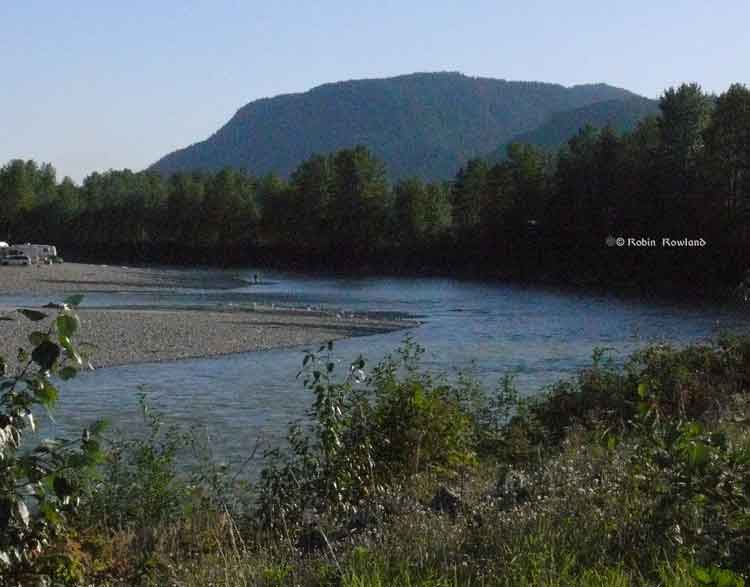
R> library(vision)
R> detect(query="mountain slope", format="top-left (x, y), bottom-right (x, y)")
top-left (150, 72), bottom-right (647, 181)
top-left (490, 96), bottom-right (659, 160)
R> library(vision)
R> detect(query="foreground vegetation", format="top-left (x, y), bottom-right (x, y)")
top-left (2, 305), bottom-right (750, 586)
top-left (2, 82), bottom-right (750, 288)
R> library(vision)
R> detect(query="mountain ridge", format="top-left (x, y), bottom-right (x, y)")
top-left (150, 72), bottom-right (652, 180)
top-left (490, 96), bottom-right (660, 160)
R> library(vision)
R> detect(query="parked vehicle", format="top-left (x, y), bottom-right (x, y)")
top-left (1, 248), bottom-right (25, 257)
top-left (1, 254), bottom-right (32, 266)
top-left (3, 243), bottom-right (58, 264)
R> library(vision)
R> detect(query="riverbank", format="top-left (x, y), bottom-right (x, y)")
top-left (8, 334), bottom-right (750, 585)
top-left (0, 263), bottom-right (416, 368)
top-left (1, 306), bottom-right (413, 368)
top-left (0, 262), bottom-right (246, 294)
top-left (61, 241), bottom-right (744, 301)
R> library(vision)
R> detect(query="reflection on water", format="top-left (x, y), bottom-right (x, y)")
top-left (4, 268), bottom-right (748, 468)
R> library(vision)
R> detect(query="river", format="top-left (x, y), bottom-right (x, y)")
top-left (8, 268), bottom-right (750, 468)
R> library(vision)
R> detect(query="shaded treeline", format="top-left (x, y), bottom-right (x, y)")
top-left (2, 83), bottom-right (750, 290)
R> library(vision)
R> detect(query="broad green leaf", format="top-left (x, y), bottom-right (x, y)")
top-left (683, 422), bottom-right (702, 437)
top-left (58, 335), bottom-right (82, 365)
top-left (35, 380), bottom-right (59, 407)
top-left (18, 309), bottom-right (47, 322)
top-left (63, 294), bottom-right (85, 307)
top-left (56, 313), bottom-right (80, 338)
top-left (29, 331), bottom-right (49, 347)
top-left (31, 340), bottom-right (61, 370)
top-left (687, 442), bottom-right (711, 469)
top-left (59, 366), bottom-right (77, 381)
top-left (713, 569), bottom-right (739, 587)
top-left (692, 567), bottom-right (712, 584)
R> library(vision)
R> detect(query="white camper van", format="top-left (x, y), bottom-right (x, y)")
top-left (11, 243), bottom-right (58, 264)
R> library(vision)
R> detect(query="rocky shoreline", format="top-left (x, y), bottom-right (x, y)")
top-left (0, 263), bottom-right (416, 368)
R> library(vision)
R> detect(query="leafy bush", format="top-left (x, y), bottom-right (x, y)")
top-left (0, 298), bottom-right (105, 583)
top-left (366, 340), bottom-right (478, 477)
top-left (5, 315), bottom-right (750, 585)
top-left (79, 392), bottom-right (192, 531)
top-left (529, 339), bottom-right (750, 446)
top-left (255, 339), bottom-right (479, 531)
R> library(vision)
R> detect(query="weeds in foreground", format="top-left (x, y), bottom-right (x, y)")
top-left (3, 315), bottom-right (750, 586)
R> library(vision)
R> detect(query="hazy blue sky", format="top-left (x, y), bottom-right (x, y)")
top-left (1, 0), bottom-right (747, 182)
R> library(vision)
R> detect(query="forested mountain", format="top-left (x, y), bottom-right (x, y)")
top-left (5, 82), bottom-right (749, 292)
top-left (489, 96), bottom-right (659, 160)
top-left (150, 72), bottom-right (645, 180)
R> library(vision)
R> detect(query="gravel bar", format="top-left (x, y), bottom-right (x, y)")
top-left (0, 263), bottom-right (416, 368)
top-left (0, 262), bottom-right (246, 294)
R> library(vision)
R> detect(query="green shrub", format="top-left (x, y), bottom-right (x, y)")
top-left (79, 392), bottom-right (193, 531)
top-left (6, 313), bottom-right (750, 585)
top-left (255, 338), bottom-right (480, 531)
top-left (367, 340), bottom-right (478, 476)
top-left (0, 298), bottom-right (105, 583)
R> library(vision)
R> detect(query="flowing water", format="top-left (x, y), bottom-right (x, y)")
top-left (4, 268), bottom-right (749, 468)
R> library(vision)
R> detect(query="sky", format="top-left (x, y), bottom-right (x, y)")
top-left (1, 0), bottom-right (748, 183)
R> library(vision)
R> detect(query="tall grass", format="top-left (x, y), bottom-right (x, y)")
top-left (7, 337), bottom-right (750, 586)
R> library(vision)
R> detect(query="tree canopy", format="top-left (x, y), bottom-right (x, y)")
top-left (2, 82), bottom-right (749, 286)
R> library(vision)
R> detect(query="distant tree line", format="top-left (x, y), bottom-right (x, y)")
top-left (2, 83), bottom-right (750, 290)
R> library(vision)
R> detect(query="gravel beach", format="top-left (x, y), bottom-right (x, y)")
top-left (0, 262), bottom-right (246, 294)
top-left (0, 263), bottom-right (415, 368)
